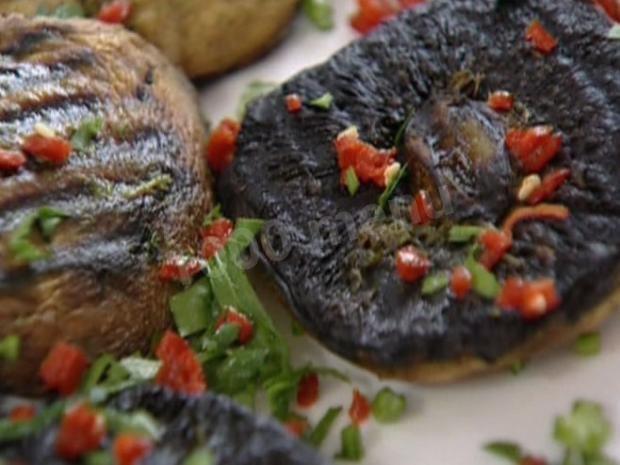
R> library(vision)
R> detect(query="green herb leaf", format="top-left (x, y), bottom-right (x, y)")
top-left (303, 0), bottom-right (334, 30)
top-left (336, 424), bottom-right (364, 461)
top-left (37, 207), bottom-right (70, 239)
top-left (554, 401), bottom-right (612, 457)
top-left (575, 333), bottom-right (601, 357)
top-left (183, 449), bottom-right (215, 465)
top-left (608, 25), bottom-right (620, 40)
top-left (448, 225), bottom-right (484, 243)
top-left (309, 93), bottom-right (334, 110)
top-left (237, 81), bottom-right (279, 118)
top-left (421, 272), bottom-right (449, 296)
top-left (345, 167), bottom-right (360, 196)
top-left (372, 387), bottom-right (407, 424)
top-left (484, 441), bottom-right (523, 463)
top-left (308, 407), bottom-right (342, 447)
top-left (71, 118), bottom-right (104, 152)
top-left (0, 335), bottom-right (20, 362)
top-left (105, 409), bottom-right (162, 440)
top-left (377, 166), bottom-right (408, 213)
top-left (465, 255), bottom-right (501, 299)
top-left (170, 277), bottom-right (213, 337)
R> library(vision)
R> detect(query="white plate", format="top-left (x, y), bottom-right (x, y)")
top-left (200, 2), bottom-right (620, 464)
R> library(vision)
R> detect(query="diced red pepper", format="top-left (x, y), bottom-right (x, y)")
top-left (595, 0), bottom-right (620, 22)
top-left (335, 128), bottom-right (397, 189)
top-left (0, 150), bottom-right (27, 172)
top-left (114, 434), bottom-right (153, 465)
top-left (506, 126), bottom-right (563, 173)
top-left (351, 0), bottom-right (425, 34)
top-left (497, 277), bottom-right (560, 320)
top-left (56, 404), bottom-right (106, 460)
top-left (502, 204), bottom-right (570, 236)
top-left (40, 342), bottom-right (89, 396)
top-left (159, 257), bottom-right (203, 282)
top-left (527, 169), bottom-right (571, 205)
top-left (410, 190), bottom-right (434, 225)
top-left (297, 373), bottom-right (320, 408)
top-left (349, 389), bottom-right (371, 425)
top-left (479, 230), bottom-right (513, 270)
top-left (215, 308), bottom-right (254, 345)
top-left (201, 218), bottom-right (234, 261)
top-left (487, 91), bottom-right (515, 112)
top-left (285, 94), bottom-right (303, 113)
top-left (206, 119), bottom-right (240, 174)
top-left (526, 20), bottom-right (558, 54)
top-left (155, 330), bottom-right (206, 395)
top-left (22, 134), bottom-right (72, 165)
top-left (284, 418), bottom-right (309, 438)
top-left (451, 265), bottom-right (472, 300)
top-left (9, 404), bottom-right (37, 423)
top-left (97, 0), bottom-right (132, 24)
top-left (396, 245), bottom-right (431, 283)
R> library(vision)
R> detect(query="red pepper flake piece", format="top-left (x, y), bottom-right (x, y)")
top-left (206, 118), bottom-right (241, 174)
top-left (9, 404), bottom-right (37, 423)
top-left (502, 204), bottom-right (570, 236)
top-left (527, 168), bottom-right (571, 205)
top-left (479, 230), bottom-right (513, 270)
top-left (159, 257), bottom-right (203, 282)
top-left (114, 434), bottom-right (153, 465)
top-left (497, 277), bottom-right (560, 320)
top-left (0, 149), bottom-right (27, 172)
top-left (56, 404), bottom-right (106, 460)
top-left (40, 342), bottom-right (89, 396)
top-left (97, 0), bottom-right (132, 24)
top-left (487, 91), bottom-right (515, 112)
top-left (284, 418), bottom-right (310, 438)
top-left (506, 126), bottom-right (563, 174)
top-left (526, 20), bottom-right (558, 55)
top-left (595, 0), bottom-right (620, 22)
top-left (22, 134), bottom-right (72, 165)
top-left (155, 330), bottom-right (207, 395)
top-left (351, 0), bottom-right (425, 34)
top-left (201, 218), bottom-right (234, 261)
top-left (215, 308), bottom-right (254, 345)
top-left (335, 127), bottom-right (397, 189)
top-left (349, 389), bottom-right (371, 425)
top-left (297, 373), bottom-right (320, 409)
top-left (396, 245), bottom-right (431, 283)
top-left (451, 265), bottom-right (472, 300)
top-left (410, 189), bottom-right (434, 225)
top-left (285, 94), bottom-right (303, 113)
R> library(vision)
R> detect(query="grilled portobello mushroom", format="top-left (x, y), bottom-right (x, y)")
top-left (0, 386), bottom-right (329, 465)
top-left (218, 0), bottom-right (620, 382)
top-left (0, 15), bottom-right (211, 393)
top-left (0, 0), bottom-right (300, 78)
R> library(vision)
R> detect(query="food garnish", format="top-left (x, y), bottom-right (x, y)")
top-left (526, 20), bottom-right (558, 54)
top-left (97, 0), bottom-right (132, 24)
top-left (303, 0), bottom-right (334, 31)
top-left (206, 119), bottom-right (240, 173)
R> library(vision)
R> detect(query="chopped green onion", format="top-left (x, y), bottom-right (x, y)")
top-left (465, 256), bottom-right (500, 299)
top-left (309, 93), bottom-right (334, 110)
top-left (9, 208), bottom-right (69, 263)
top-left (575, 332), bottom-right (601, 357)
top-left (421, 272), bottom-right (449, 296)
top-left (71, 118), bottom-right (104, 152)
top-left (184, 449), bottom-right (215, 465)
top-left (105, 409), bottom-right (162, 440)
top-left (237, 81), bottom-right (278, 118)
top-left (608, 25), bottom-right (620, 40)
top-left (377, 166), bottom-right (408, 214)
top-left (0, 401), bottom-right (65, 442)
top-left (37, 207), bottom-right (70, 240)
top-left (170, 277), bottom-right (212, 337)
top-left (203, 205), bottom-right (223, 227)
top-left (308, 407), bottom-right (342, 447)
top-left (303, 0), bottom-right (334, 31)
top-left (484, 441), bottom-right (523, 463)
top-left (345, 167), bottom-right (360, 196)
top-left (372, 388), bottom-right (407, 424)
top-left (448, 225), bottom-right (484, 243)
top-left (82, 354), bottom-right (116, 391)
top-left (119, 357), bottom-right (161, 380)
top-left (554, 401), bottom-right (612, 456)
top-left (124, 174), bottom-right (173, 200)
top-left (335, 424), bottom-right (364, 461)
top-left (0, 335), bottom-right (20, 362)
top-left (394, 108), bottom-right (416, 146)
top-left (84, 451), bottom-right (115, 465)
